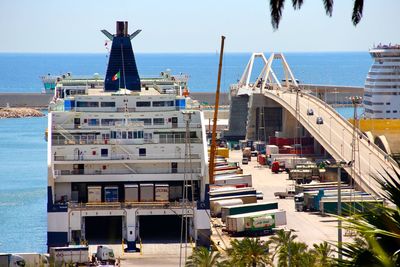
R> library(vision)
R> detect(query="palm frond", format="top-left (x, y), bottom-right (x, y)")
top-left (291, 0), bottom-right (303, 10)
top-left (270, 0), bottom-right (285, 30)
top-left (352, 0), bottom-right (364, 26)
top-left (322, 0), bottom-right (334, 16)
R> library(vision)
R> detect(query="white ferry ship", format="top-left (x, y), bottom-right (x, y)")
top-left (47, 22), bottom-right (210, 251)
top-left (359, 44), bottom-right (400, 155)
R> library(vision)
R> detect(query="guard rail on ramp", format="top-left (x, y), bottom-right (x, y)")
top-left (262, 89), bottom-right (399, 199)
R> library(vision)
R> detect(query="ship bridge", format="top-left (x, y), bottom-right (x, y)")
top-left (230, 53), bottom-right (400, 198)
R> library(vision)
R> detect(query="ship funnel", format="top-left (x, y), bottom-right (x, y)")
top-left (102, 21), bottom-right (141, 92)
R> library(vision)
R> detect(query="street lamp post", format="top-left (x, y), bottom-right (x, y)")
top-left (337, 160), bottom-right (346, 260)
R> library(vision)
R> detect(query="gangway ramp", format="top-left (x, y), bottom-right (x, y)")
top-left (262, 89), bottom-right (399, 198)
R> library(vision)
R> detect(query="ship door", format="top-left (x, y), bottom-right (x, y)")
top-left (172, 117), bottom-right (178, 128)
top-left (74, 118), bottom-right (81, 129)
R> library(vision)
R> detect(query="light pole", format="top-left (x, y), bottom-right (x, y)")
top-left (337, 160), bottom-right (346, 260)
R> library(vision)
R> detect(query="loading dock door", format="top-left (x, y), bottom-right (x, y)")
top-left (85, 216), bottom-right (122, 244)
top-left (139, 215), bottom-right (188, 242)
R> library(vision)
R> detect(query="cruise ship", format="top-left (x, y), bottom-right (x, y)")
top-left (359, 44), bottom-right (400, 155)
top-left (47, 22), bottom-right (210, 251)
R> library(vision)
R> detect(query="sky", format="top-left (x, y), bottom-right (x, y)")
top-left (0, 0), bottom-right (398, 53)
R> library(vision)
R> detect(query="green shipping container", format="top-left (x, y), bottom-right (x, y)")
top-left (221, 202), bottom-right (278, 222)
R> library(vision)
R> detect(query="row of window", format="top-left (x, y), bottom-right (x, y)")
top-left (110, 130), bottom-right (144, 139)
top-left (364, 92), bottom-right (399, 97)
top-left (364, 101), bottom-right (391, 106)
top-left (366, 78), bottom-right (400, 83)
top-left (365, 109), bottom-right (399, 114)
top-left (365, 84), bottom-right (400, 89)
top-left (371, 65), bottom-right (400, 69)
top-left (137, 101), bottom-right (174, 107)
top-left (368, 71), bottom-right (400, 76)
top-left (76, 100), bottom-right (175, 108)
top-left (76, 101), bottom-right (116, 108)
top-left (84, 118), bottom-right (166, 126)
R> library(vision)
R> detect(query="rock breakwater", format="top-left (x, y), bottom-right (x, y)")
top-left (0, 108), bottom-right (45, 118)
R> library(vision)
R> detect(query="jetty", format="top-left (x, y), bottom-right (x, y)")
top-left (0, 107), bottom-right (44, 118)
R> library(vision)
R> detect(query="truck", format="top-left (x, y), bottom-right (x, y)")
top-left (274, 185), bottom-right (296, 199)
top-left (14, 253), bottom-right (49, 267)
top-left (214, 174), bottom-right (253, 187)
top-left (242, 147), bottom-right (252, 161)
top-left (0, 254), bottom-right (26, 267)
top-left (94, 245), bottom-right (115, 265)
top-left (211, 198), bottom-right (243, 217)
top-left (225, 211), bottom-right (275, 236)
top-left (49, 245), bottom-right (89, 267)
top-left (221, 201), bottom-right (279, 223)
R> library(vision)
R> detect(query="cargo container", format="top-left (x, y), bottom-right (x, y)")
top-left (124, 184), bottom-right (139, 202)
top-left (169, 185), bottom-right (183, 201)
top-left (302, 189), bottom-right (368, 211)
top-left (319, 197), bottom-right (384, 215)
top-left (209, 187), bottom-right (257, 199)
top-left (49, 246), bottom-right (89, 267)
top-left (221, 202), bottom-right (279, 223)
top-left (254, 141), bottom-right (266, 154)
top-left (266, 145), bottom-right (279, 155)
top-left (210, 195), bottom-right (257, 211)
top-left (155, 184), bottom-right (169, 202)
top-left (295, 182), bottom-right (350, 193)
top-left (211, 199), bottom-right (244, 217)
top-left (104, 186), bottom-right (119, 202)
top-left (225, 211), bottom-right (280, 236)
top-left (214, 174), bottom-right (252, 187)
top-left (140, 183), bottom-right (154, 202)
top-left (87, 186), bottom-right (102, 203)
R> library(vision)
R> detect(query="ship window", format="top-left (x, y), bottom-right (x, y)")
top-left (116, 131), bottom-right (122, 139)
top-left (166, 101), bottom-right (174, 106)
top-left (386, 110), bottom-right (391, 113)
top-left (139, 148), bottom-right (146, 157)
top-left (122, 131), bottom-right (127, 139)
top-left (393, 111), bottom-right (398, 113)
top-left (76, 101), bottom-right (99, 107)
top-left (386, 102), bottom-right (390, 105)
top-left (128, 131), bottom-right (133, 139)
top-left (152, 101), bottom-right (165, 107)
top-left (153, 118), bottom-right (164, 125)
top-left (137, 101), bottom-right (151, 107)
top-left (111, 131), bottom-right (116, 139)
top-left (138, 131), bottom-right (143, 138)
top-left (88, 119), bottom-right (99, 126)
top-left (101, 102), bottom-right (116, 107)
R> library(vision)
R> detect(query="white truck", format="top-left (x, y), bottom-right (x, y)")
top-left (0, 254), bottom-right (26, 267)
top-left (49, 245), bottom-right (89, 267)
top-left (94, 245), bottom-right (115, 265)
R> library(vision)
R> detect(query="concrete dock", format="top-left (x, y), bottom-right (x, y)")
top-left (117, 150), bottom-right (349, 265)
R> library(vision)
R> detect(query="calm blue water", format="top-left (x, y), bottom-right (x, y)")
top-left (0, 52), bottom-right (371, 93)
top-left (0, 53), bottom-right (370, 253)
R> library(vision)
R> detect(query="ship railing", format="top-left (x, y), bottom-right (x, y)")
top-left (53, 153), bottom-right (201, 161)
top-left (52, 122), bottom-right (202, 130)
top-left (68, 201), bottom-right (196, 210)
top-left (53, 167), bottom-right (202, 176)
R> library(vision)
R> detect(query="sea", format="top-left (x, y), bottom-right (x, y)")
top-left (0, 52), bottom-right (371, 253)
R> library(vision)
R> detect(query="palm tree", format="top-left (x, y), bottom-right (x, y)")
top-left (185, 246), bottom-right (222, 267)
top-left (269, 0), bottom-right (364, 30)
top-left (311, 241), bottom-right (333, 266)
top-left (335, 169), bottom-right (400, 266)
top-left (228, 237), bottom-right (272, 267)
top-left (270, 229), bottom-right (298, 261)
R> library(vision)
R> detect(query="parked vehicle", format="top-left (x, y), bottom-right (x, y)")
top-left (225, 212), bottom-right (275, 236)
top-left (214, 174), bottom-right (253, 187)
top-left (316, 117), bottom-right (323, 124)
top-left (307, 108), bottom-right (314, 116)
top-left (294, 193), bottom-right (304, 211)
top-left (242, 147), bottom-right (252, 161)
top-left (274, 186), bottom-right (296, 199)
top-left (94, 245), bottom-right (115, 265)
top-left (49, 246), bottom-right (89, 267)
top-left (271, 161), bottom-right (280, 173)
top-left (0, 254), bottom-right (26, 267)
top-left (221, 201), bottom-right (279, 223)
top-left (242, 157), bottom-right (249, 165)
